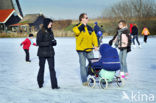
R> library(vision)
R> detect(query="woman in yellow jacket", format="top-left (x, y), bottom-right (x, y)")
top-left (73, 13), bottom-right (98, 86)
top-left (142, 27), bottom-right (150, 43)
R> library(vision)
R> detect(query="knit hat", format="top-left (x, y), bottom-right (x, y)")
top-left (29, 34), bottom-right (34, 37)
top-left (94, 22), bottom-right (98, 25)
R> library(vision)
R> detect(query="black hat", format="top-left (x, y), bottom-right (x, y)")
top-left (43, 18), bottom-right (53, 29)
top-left (29, 34), bottom-right (34, 37)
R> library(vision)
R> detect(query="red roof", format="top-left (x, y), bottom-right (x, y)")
top-left (0, 9), bottom-right (15, 23)
top-left (10, 23), bottom-right (26, 26)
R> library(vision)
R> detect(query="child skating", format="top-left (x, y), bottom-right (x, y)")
top-left (20, 34), bottom-right (36, 62)
top-left (142, 27), bottom-right (150, 43)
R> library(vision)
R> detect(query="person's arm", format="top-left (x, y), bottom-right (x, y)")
top-left (141, 29), bottom-right (144, 35)
top-left (73, 23), bottom-right (85, 36)
top-left (109, 32), bottom-right (118, 46)
top-left (92, 31), bottom-right (98, 50)
top-left (21, 39), bottom-right (27, 46)
top-left (33, 43), bottom-right (37, 46)
top-left (147, 29), bottom-right (150, 35)
top-left (36, 31), bottom-right (50, 47)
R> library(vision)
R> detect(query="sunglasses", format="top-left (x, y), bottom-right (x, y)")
top-left (85, 17), bottom-right (88, 19)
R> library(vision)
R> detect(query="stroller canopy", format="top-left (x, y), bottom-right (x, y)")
top-left (92, 44), bottom-right (121, 71)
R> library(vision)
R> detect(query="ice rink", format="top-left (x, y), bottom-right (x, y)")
top-left (0, 37), bottom-right (156, 103)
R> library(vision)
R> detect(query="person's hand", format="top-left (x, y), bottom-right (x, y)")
top-left (50, 39), bottom-right (57, 46)
top-left (81, 21), bottom-right (86, 26)
top-left (20, 43), bottom-right (22, 46)
top-left (83, 23), bottom-right (87, 26)
top-left (52, 39), bottom-right (57, 46)
top-left (94, 47), bottom-right (99, 51)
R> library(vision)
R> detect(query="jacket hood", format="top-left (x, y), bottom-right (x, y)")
top-left (99, 44), bottom-right (118, 58)
top-left (99, 44), bottom-right (112, 56)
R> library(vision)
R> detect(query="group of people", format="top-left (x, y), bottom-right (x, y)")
top-left (73, 13), bottom-right (132, 85)
top-left (21, 18), bottom-right (60, 89)
top-left (130, 23), bottom-right (150, 48)
top-left (20, 13), bottom-right (151, 89)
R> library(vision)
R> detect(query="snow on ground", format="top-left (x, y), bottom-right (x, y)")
top-left (0, 37), bottom-right (156, 103)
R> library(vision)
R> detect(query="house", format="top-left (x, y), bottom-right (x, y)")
top-left (0, 0), bottom-right (23, 32)
top-left (19, 14), bottom-right (45, 32)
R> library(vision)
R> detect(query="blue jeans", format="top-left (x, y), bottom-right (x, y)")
top-left (119, 49), bottom-right (128, 73)
top-left (77, 51), bottom-right (94, 83)
top-left (132, 35), bottom-right (140, 45)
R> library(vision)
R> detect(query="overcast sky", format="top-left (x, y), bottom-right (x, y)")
top-left (20, 0), bottom-right (121, 20)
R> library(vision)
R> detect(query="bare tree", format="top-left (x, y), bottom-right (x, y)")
top-left (102, 0), bottom-right (156, 35)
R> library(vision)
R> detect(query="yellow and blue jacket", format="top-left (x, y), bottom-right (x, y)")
top-left (73, 23), bottom-right (98, 52)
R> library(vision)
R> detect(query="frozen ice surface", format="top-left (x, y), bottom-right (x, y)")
top-left (0, 37), bottom-right (156, 103)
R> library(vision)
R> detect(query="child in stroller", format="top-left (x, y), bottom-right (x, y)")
top-left (87, 44), bottom-right (125, 89)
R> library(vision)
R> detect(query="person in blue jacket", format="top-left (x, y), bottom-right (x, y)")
top-left (94, 22), bottom-right (103, 46)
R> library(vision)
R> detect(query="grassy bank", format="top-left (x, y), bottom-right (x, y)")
top-left (1, 18), bottom-right (156, 38)
top-left (0, 30), bottom-right (74, 38)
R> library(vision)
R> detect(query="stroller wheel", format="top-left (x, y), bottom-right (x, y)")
top-left (99, 78), bottom-right (108, 89)
top-left (116, 77), bottom-right (125, 87)
top-left (87, 75), bottom-right (96, 88)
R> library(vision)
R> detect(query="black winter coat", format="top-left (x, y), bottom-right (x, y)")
top-left (36, 29), bottom-right (56, 57)
top-left (132, 26), bottom-right (138, 35)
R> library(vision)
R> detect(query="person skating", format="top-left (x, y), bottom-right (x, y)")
top-left (113, 20), bottom-right (131, 79)
top-left (99, 25), bottom-right (105, 45)
top-left (131, 24), bottom-right (141, 48)
top-left (94, 22), bottom-right (103, 46)
top-left (36, 18), bottom-right (60, 89)
top-left (73, 13), bottom-right (98, 86)
top-left (20, 34), bottom-right (36, 62)
top-left (142, 27), bottom-right (150, 43)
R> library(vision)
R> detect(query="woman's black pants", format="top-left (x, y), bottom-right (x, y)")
top-left (37, 56), bottom-right (58, 88)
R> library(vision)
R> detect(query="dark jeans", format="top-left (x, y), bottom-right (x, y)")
top-left (97, 36), bottom-right (103, 46)
top-left (132, 35), bottom-right (140, 45)
top-left (24, 49), bottom-right (30, 61)
top-left (37, 56), bottom-right (58, 88)
top-left (144, 35), bottom-right (148, 43)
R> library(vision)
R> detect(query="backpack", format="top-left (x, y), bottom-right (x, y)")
top-left (97, 31), bottom-right (103, 37)
top-left (126, 33), bottom-right (131, 53)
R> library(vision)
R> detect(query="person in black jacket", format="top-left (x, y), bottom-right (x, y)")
top-left (131, 24), bottom-right (141, 48)
top-left (36, 18), bottom-right (60, 89)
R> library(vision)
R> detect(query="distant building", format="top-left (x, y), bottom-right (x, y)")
top-left (20, 14), bottom-right (45, 31)
top-left (0, 0), bottom-right (23, 32)
top-left (10, 14), bottom-right (45, 33)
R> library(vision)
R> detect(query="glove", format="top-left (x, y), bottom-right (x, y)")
top-left (109, 40), bottom-right (113, 46)
top-left (20, 43), bottom-right (22, 46)
top-left (78, 24), bottom-right (85, 32)
top-left (50, 39), bottom-right (57, 46)
top-left (127, 46), bottom-right (131, 53)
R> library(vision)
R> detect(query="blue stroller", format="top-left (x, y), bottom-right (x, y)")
top-left (87, 44), bottom-right (125, 89)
